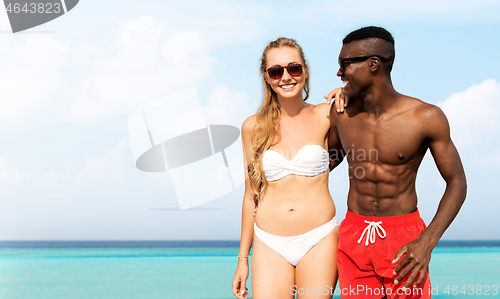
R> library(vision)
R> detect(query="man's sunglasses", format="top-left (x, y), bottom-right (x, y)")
top-left (338, 55), bottom-right (387, 73)
top-left (266, 63), bottom-right (303, 80)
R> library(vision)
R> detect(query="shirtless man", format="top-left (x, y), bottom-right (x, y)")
top-left (327, 26), bottom-right (467, 299)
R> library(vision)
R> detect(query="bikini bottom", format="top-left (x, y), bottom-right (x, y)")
top-left (253, 216), bottom-right (338, 266)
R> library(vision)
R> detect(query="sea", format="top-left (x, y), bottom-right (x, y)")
top-left (0, 240), bottom-right (499, 299)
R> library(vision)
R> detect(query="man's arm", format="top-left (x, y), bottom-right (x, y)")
top-left (328, 104), bottom-right (345, 171)
top-left (393, 105), bottom-right (467, 289)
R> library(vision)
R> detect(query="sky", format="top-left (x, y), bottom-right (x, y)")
top-left (0, 0), bottom-right (499, 240)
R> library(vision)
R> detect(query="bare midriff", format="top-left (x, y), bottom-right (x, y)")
top-left (345, 151), bottom-right (421, 217)
top-left (254, 171), bottom-right (335, 236)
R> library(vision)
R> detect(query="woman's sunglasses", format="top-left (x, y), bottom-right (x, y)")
top-left (266, 63), bottom-right (303, 80)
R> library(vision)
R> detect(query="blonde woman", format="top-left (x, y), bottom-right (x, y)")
top-left (232, 37), bottom-right (345, 299)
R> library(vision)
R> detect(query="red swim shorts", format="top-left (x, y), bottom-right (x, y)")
top-left (337, 209), bottom-right (431, 299)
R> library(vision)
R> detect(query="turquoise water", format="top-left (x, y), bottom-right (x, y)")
top-left (426, 247), bottom-right (500, 298)
top-left (0, 242), bottom-right (499, 299)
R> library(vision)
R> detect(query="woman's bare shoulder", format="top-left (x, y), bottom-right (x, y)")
top-left (241, 114), bottom-right (258, 134)
top-left (311, 102), bottom-right (332, 117)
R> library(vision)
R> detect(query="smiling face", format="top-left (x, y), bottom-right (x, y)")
top-left (337, 41), bottom-right (374, 99)
top-left (265, 47), bottom-right (308, 101)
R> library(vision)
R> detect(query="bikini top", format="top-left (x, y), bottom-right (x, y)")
top-left (262, 144), bottom-right (329, 181)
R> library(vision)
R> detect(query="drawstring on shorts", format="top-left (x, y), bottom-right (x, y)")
top-left (357, 220), bottom-right (387, 246)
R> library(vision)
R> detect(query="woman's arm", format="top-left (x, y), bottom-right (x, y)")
top-left (232, 115), bottom-right (258, 299)
top-left (324, 87), bottom-right (348, 112)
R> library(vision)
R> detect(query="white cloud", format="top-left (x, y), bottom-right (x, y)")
top-left (0, 157), bottom-right (31, 185)
top-left (0, 1), bottom-right (271, 124)
top-left (0, 34), bottom-right (69, 122)
top-left (66, 17), bottom-right (216, 122)
top-left (202, 85), bottom-right (257, 126)
top-left (437, 78), bottom-right (500, 147)
top-left (39, 137), bottom-right (175, 196)
top-left (41, 170), bottom-right (73, 189)
top-left (41, 138), bottom-right (130, 187)
top-left (0, 16), bottom-right (216, 123)
top-left (479, 149), bottom-right (500, 167)
top-left (162, 32), bottom-right (214, 83)
top-left (75, 139), bottom-right (129, 184)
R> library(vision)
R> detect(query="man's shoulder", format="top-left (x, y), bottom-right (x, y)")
top-left (409, 98), bottom-right (446, 121)
top-left (402, 97), bottom-right (449, 136)
top-left (400, 96), bottom-right (445, 120)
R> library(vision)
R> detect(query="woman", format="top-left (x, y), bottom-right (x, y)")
top-left (232, 37), bottom-right (345, 299)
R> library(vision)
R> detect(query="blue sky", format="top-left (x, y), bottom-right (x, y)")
top-left (0, 0), bottom-right (499, 240)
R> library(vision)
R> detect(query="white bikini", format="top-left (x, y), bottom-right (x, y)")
top-left (262, 144), bottom-right (331, 181)
top-left (254, 144), bottom-right (338, 266)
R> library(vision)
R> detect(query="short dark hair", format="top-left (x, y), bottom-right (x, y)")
top-left (343, 26), bottom-right (394, 45)
top-left (343, 26), bottom-right (395, 72)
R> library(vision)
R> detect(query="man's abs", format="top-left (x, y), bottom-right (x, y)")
top-left (346, 160), bottom-right (419, 216)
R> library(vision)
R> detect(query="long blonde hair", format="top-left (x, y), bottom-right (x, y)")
top-left (247, 37), bottom-right (310, 203)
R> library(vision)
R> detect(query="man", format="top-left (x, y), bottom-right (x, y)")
top-left (327, 26), bottom-right (467, 299)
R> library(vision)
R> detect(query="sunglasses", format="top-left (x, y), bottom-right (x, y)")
top-left (338, 55), bottom-right (387, 73)
top-left (266, 63), bottom-right (303, 80)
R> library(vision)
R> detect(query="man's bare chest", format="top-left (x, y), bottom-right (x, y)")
top-left (336, 115), bottom-right (428, 165)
